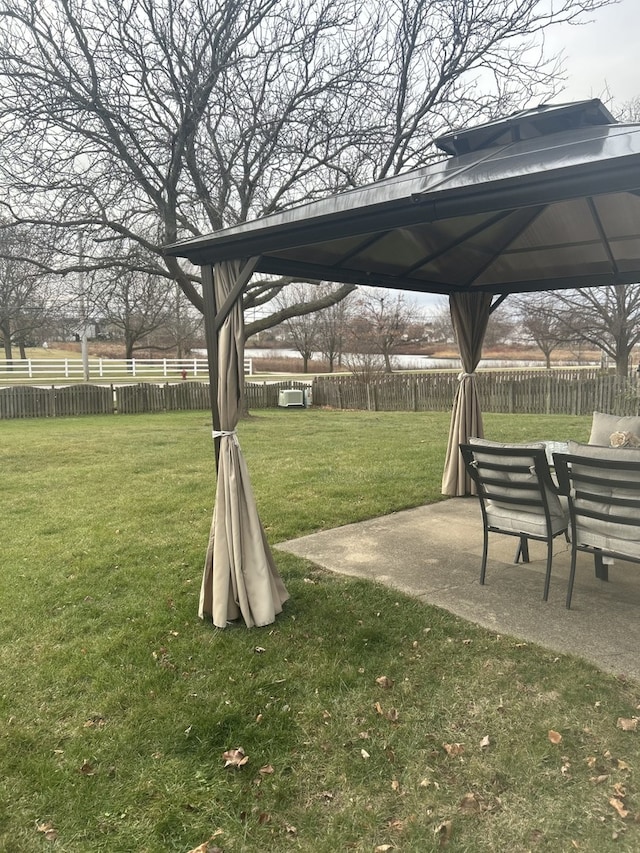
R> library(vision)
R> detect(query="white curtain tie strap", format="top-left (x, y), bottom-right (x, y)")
top-left (457, 372), bottom-right (475, 381)
top-left (213, 429), bottom-right (239, 445)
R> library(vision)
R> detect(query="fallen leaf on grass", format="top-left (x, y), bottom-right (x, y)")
top-left (78, 759), bottom-right (96, 776)
top-left (617, 759), bottom-right (631, 771)
top-left (222, 747), bottom-right (249, 768)
top-left (374, 701), bottom-right (399, 723)
top-left (436, 820), bottom-right (453, 847)
top-left (36, 822), bottom-right (58, 842)
top-left (590, 774), bottom-right (610, 784)
top-left (376, 675), bottom-right (394, 689)
top-left (617, 717), bottom-right (638, 732)
top-left (187, 840), bottom-right (223, 853)
top-left (548, 730), bottom-right (562, 745)
top-left (361, 749), bottom-right (370, 760)
top-left (480, 735), bottom-right (490, 749)
top-left (609, 797), bottom-right (629, 819)
top-left (443, 743), bottom-right (465, 756)
top-left (459, 793), bottom-right (480, 813)
top-left (374, 845), bottom-right (394, 852)
top-left (259, 764), bottom-right (274, 775)
top-left (613, 782), bottom-right (627, 798)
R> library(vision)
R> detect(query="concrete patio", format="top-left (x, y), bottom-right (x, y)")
top-left (276, 497), bottom-right (640, 682)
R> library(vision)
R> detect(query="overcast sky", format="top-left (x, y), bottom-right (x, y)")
top-left (546, 0), bottom-right (638, 107)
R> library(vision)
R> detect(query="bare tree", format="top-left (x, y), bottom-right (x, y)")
top-left (481, 305), bottom-right (518, 351)
top-left (277, 283), bottom-right (323, 372)
top-left (515, 293), bottom-right (567, 368)
top-left (0, 0), bottom-right (613, 334)
top-left (316, 286), bottom-right (354, 372)
top-left (0, 226), bottom-right (58, 360)
top-left (553, 285), bottom-right (640, 377)
top-left (89, 260), bottom-right (173, 361)
top-left (156, 285), bottom-right (204, 358)
top-left (347, 287), bottom-right (424, 372)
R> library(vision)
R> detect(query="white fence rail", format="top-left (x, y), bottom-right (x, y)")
top-left (0, 356), bottom-right (253, 383)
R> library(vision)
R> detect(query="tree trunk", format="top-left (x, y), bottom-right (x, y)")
top-left (1, 323), bottom-right (12, 362)
top-left (616, 349), bottom-right (632, 378)
top-left (125, 336), bottom-right (135, 363)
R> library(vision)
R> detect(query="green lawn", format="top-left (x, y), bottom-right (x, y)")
top-left (1, 409), bottom-right (639, 852)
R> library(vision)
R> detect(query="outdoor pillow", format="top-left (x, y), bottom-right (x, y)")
top-left (588, 411), bottom-right (640, 446)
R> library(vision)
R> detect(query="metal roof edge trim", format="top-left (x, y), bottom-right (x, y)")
top-left (165, 155), bottom-right (640, 266)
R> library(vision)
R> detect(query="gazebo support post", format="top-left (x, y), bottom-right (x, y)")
top-left (201, 264), bottom-right (221, 471)
top-left (201, 258), bottom-right (258, 470)
top-left (198, 257), bottom-right (289, 628)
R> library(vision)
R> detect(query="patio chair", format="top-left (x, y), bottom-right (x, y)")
top-left (460, 439), bottom-right (568, 600)
top-left (553, 441), bottom-right (640, 608)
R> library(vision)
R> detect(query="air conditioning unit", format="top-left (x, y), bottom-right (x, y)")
top-left (278, 388), bottom-right (305, 408)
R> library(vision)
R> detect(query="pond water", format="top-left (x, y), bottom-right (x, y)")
top-left (240, 347), bottom-right (596, 370)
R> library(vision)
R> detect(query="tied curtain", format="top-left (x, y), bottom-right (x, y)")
top-left (199, 259), bottom-right (289, 627)
top-left (441, 291), bottom-right (494, 496)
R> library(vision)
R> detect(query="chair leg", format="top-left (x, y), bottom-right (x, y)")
top-left (566, 547), bottom-right (578, 609)
top-left (480, 528), bottom-right (489, 585)
top-left (594, 552), bottom-right (609, 582)
top-left (543, 539), bottom-right (553, 602)
top-left (514, 535), bottom-right (530, 564)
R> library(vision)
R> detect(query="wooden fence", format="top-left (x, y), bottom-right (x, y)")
top-left (1, 372), bottom-right (639, 420)
top-left (311, 370), bottom-right (640, 417)
top-left (0, 380), bottom-right (310, 419)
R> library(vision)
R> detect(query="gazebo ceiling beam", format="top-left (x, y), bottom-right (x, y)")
top-left (462, 206), bottom-right (546, 288)
top-left (254, 255), bottom-right (640, 295)
top-left (587, 196), bottom-right (619, 277)
top-left (255, 255), bottom-right (454, 293)
top-left (403, 210), bottom-right (515, 277)
top-left (332, 229), bottom-right (393, 266)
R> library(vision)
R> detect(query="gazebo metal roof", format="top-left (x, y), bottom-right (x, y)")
top-left (165, 99), bottom-right (640, 298)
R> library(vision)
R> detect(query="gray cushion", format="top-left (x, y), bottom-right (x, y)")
top-left (468, 438), bottom-right (567, 536)
top-left (588, 411), bottom-right (640, 446)
top-left (565, 441), bottom-right (640, 560)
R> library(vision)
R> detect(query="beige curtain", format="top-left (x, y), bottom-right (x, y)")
top-left (199, 260), bottom-right (289, 627)
top-left (441, 291), bottom-right (493, 496)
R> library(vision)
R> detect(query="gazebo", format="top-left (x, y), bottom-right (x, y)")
top-left (164, 99), bottom-right (640, 627)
